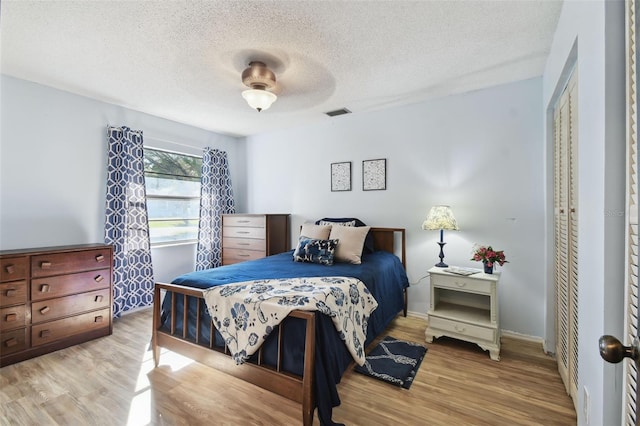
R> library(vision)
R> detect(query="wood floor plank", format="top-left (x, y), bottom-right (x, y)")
top-left (0, 308), bottom-right (576, 425)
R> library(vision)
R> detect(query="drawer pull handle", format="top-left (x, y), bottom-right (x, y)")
top-left (454, 325), bottom-right (466, 333)
top-left (95, 295), bottom-right (104, 303)
top-left (237, 220), bottom-right (250, 223)
top-left (238, 243), bottom-right (250, 246)
top-left (5, 313), bottom-right (17, 322)
top-left (94, 316), bottom-right (104, 323)
top-left (455, 281), bottom-right (467, 288)
top-left (40, 330), bottom-right (50, 338)
top-left (95, 254), bottom-right (105, 262)
top-left (239, 254), bottom-right (250, 257)
top-left (40, 284), bottom-right (50, 293)
top-left (237, 231), bottom-right (250, 234)
top-left (40, 306), bottom-right (50, 315)
top-left (94, 275), bottom-right (104, 283)
top-left (5, 338), bottom-right (17, 347)
top-left (5, 289), bottom-right (17, 297)
top-left (40, 261), bottom-right (52, 269)
top-left (5, 264), bottom-right (15, 274)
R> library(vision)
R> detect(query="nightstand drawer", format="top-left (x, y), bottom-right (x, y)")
top-left (429, 316), bottom-right (495, 342)
top-left (431, 274), bottom-right (492, 294)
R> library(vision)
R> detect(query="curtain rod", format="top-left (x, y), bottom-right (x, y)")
top-left (107, 126), bottom-right (210, 155)
top-left (144, 135), bottom-right (204, 151)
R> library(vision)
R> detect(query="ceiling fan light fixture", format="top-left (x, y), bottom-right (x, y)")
top-left (242, 88), bottom-right (277, 112)
top-left (241, 61), bottom-right (277, 112)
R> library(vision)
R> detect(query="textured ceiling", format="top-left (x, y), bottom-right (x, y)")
top-left (1, 1), bottom-right (563, 137)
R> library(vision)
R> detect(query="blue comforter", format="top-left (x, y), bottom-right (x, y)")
top-left (161, 249), bottom-right (409, 425)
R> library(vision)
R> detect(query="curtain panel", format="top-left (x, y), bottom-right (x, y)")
top-left (196, 148), bottom-right (236, 270)
top-left (104, 126), bottom-right (155, 317)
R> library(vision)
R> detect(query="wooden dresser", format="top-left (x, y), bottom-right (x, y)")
top-left (0, 243), bottom-right (113, 367)
top-left (222, 214), bottom-right (290, 265)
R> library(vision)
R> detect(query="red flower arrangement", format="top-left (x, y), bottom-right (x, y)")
top-left (471, 245), bottom-right (508, 268)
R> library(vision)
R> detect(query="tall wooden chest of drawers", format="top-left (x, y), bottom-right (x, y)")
top-left (222, 214), bottom-right (290, 265)
top-left (0, 243), bottom-right (113, 367)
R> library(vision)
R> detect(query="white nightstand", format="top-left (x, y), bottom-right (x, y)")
top-left (425, 266), bottom-right (500, 361)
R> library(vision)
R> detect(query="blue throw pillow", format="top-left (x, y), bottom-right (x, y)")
top-left (293, 237), bottom-right (339, 265)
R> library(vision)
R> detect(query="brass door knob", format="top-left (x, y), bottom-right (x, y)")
top-left (599, 335), bottom-right (639, 363)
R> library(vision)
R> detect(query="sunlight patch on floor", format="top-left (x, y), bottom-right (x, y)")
top-left (126, 346), bottom-right (194, 425)
top-left (154, 348), bottom-right (195, 372)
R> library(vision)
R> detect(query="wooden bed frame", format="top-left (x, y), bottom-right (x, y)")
top-left (152, 227), bottom-right (406, 426)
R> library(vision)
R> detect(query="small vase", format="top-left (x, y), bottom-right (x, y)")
top-left (483, 262), bottom-right (493, 274)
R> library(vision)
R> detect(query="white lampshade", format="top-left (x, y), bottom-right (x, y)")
top-left (242, 89), bottom-right (277, 112)
top-left (422, 205), bottom-right (459, 231)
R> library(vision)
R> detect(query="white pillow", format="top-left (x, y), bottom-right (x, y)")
top-left (329, 225), bottom-right (371, 264)
top-left (300, 223), bottom-right (332, 240)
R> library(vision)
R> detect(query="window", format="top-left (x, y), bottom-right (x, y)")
top-left (144, 148), bottom-right (202, 245)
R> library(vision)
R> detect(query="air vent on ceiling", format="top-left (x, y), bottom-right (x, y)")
top-left (325, 108), bottom-right (352, 117)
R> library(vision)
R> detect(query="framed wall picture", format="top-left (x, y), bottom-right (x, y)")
top-left (363, 158), bottom-right (386, 191)
top-left (331, 161), bottom-right (351, 191)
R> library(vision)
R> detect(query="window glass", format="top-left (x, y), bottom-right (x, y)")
top-left (144, 148), bottom-right (202, 245)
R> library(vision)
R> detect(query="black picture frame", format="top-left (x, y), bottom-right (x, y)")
top-left (362, 158), bottom-right (386, 191)
top-left (331, 161), bottom-right (352, 191)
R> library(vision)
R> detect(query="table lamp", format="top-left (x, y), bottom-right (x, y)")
top-left (422, 205), bottom-right (459, 267)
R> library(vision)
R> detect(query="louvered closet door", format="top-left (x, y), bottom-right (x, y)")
top-left (554, 70), bottom-right (579, 409)
top-left (623, 0), bottom-right (639, 422)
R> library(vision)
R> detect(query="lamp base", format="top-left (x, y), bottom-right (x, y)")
top-left (435, 241), bottom-right (448, 268)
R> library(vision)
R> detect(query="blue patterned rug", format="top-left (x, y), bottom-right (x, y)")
top-left (353, 336), bottom-right (427, 389)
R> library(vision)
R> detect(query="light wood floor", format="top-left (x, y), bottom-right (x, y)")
top-left (0, 308), bottom-right (576, 425)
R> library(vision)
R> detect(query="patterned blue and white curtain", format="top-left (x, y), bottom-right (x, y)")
top-left (104, 126), bottom-right (155, 317)
top-left (195, 148), bottom-right (235, 270)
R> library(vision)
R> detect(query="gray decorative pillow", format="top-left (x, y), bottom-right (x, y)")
top-left (329, 225), bottom-right (371, 264)
top-left (293, 237), bottom-right (339, 265)
top-left (299, 223), bottom-right (332, 240)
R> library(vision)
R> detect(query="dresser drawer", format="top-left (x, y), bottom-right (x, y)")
top-left (32, 288), bottom-right (111, 324)
top-left (0, 256), bottom-right (28, 282)
top-left (0, 305), bottom-right (27, 331)
top-left (31, 308), bottom-right (110, 347)
top-left (222, 237), bottom-right (266, 251)
top-left (31, 269), bottom-right (111, 301)
top-left (429, 316), bottom-right (496, 342)
top-left (0, 281), bottom-right (28, 307)
top-left (31, 249), bottom-right (112, 278)
top-left (223, 226), bottom-right (266, 239)
top-left (1, 328), bottom-right (28, 356)
top-left (222, 248), bottom-right (265, 265)
top-left (223, 215), bottom-right (265, 228)
top-left (431, 274), bottom-right (493, 294)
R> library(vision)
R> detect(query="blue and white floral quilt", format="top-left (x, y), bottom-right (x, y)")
top-left (202, 276), bottom-right (378, 365)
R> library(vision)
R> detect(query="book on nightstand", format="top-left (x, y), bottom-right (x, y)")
top-left (443, 266), bottom-right (483, 276)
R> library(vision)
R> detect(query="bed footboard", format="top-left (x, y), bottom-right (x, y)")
top-left (152, 282), bottom-right (316, 426)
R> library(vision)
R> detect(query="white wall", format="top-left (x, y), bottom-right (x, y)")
top-left (244, 77), bottom-right (546, 338)
top-left (543, 1), bottom-right (626, 425)
top-left (0, 75), bottom-right (243, 282)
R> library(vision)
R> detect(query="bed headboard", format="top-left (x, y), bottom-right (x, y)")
top-left (370, 227), bottom-right (406, 269)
